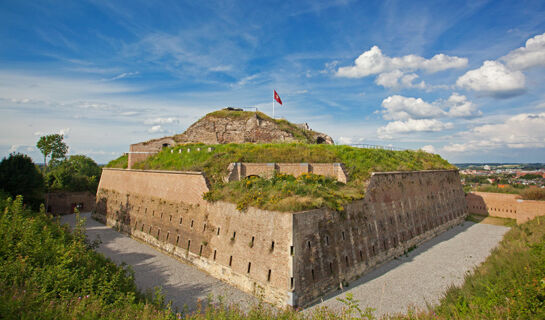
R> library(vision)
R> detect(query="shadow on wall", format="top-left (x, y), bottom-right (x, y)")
top-left (306, 220), bottom-right (474, 308)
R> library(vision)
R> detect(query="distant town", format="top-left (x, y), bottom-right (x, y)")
top-left (456, 163), bottom-right (545, 194)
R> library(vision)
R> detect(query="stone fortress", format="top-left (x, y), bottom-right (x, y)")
top-left (93, 108), bottom-right (468, 308)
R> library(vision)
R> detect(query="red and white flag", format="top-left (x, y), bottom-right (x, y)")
top-left (274, 90), bottom-right (282, 105)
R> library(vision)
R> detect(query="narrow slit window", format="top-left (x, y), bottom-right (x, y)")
top-left (345, 256), bottom-right (349, 267)
top-left (325, 236), bottom-right (329, 246)
top-left (251, 236), bottom-right (255, 247)
top-left (148, 226), bottom-right (152, 234)
top-left (229, 256), bottom-right (233, 267)
top-left (157, 229), bottom-right (160, 238)
top-left (169, 215), bottom-right (172, 222)
top-left (329, 262), bottom-right (333, 274)
top-left (247, 262), bottom-right (251, 273)
top-left (199, 245), bottom-right (203, 256)
top-left (342, 231), bottom-right (345, 240)
top-left (217, 227), bottom-right (220, 235)
top-left (232, 231), bottom-right (236, 240)
top-left (307, 241), bottom-right (311, 249)
top-left (141, 224), bottom-right (144, 232)
top-left (176, 235), bottom-right (180, 245)
top-left (179, 217), bottom-right (183, 225)
top-left (166, 232), bottom-right (170, 241)
top-left (267, 269), bottom-right (271, 282)
top-left (191, 220), bottom-right (194, 228)
top-left (290, 277), bottom-right (294, 289)
top-left (290, 246), bottom-right (294, 256)
top-left (271, 241), bottom-right (275, 251)
top-left (213, 250), bottom-right (217, 260)
top-left (203, 224), bottom-right (206, 232)
top-left (311, 269), bottom-right (315, 280)
top-left (187, 240), bottom-right (191, 250)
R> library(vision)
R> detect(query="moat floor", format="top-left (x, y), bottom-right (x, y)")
top-left (61, 212), bottom-right (258, 313)
top-left (305, 220), bottom-right (510, 317)
top-left (61, 213), bottom-right (509, 316)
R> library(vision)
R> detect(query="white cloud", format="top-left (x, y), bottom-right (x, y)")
top-left (420, 145), bottom-right (436, 153)
top-left (381, 95), bottom-right (445, 120)
top-left (445, 93), bottom-right (482, 118)
top-left (144, 117), bottom-right (180, 125)
top-left (443, 112), bottom-right (545, 152)
top-left (338, 136), bottom-right (352, 144)
top-left (456, 33), bottom-right (545, 98)
top-left (456, 60), bottom-right (525, 97)
top-left (336, 46), bottom-right (467, 78)
top-left (108, 71), bottom-right (139, 81)
top-left (9, 144), bottom-right (20, 153)
top-left (375, 70), bottom-right (427, 89)
top-left (59, 128), bottom-right (70, 138)
top-left (378, 119), bottom-right (453, 139)
top-left (148, 125), bottom-right (166, 133)
top-left (502, 32), bottom-right (545, 70)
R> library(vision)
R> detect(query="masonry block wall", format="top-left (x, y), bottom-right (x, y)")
top-left (94, 168), bottom-right (467, 308)
top-left (466, 191), bottom-right (545, 223)
top-left (291, 170), bottom-right (467, 306)
top-left (46, 191), bottom-right (96, 214)
top-left (225, 162), bottom-right (348, 183)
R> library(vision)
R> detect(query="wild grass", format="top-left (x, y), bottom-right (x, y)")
top-left (428, 216), bottom-right (545, 319)
top-left (107, 143), bottom-right (454, 212)
top-left (105, 153), bottom-right (128, 169)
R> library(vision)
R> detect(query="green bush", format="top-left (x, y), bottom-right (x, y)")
top-left (0, 195), bottom-right (173, 320)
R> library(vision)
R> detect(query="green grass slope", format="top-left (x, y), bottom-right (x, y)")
top-left (106, 143), bottom-right (454, 212)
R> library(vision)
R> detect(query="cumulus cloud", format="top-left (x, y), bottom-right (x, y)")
top-left (378, 119), bottom-right (453, 139)
top-left (456, 32), bottom-right (545, 98)
top-left (445, 93), bottom-right (482, 118)
top-left (443, 112), bottom-right (545, 152)
top-left (502, 32), bottom-right (545, 70)
top-left (336, 46), bottom-right (468, 78)
top-left (456, 60), bottom-right (525, 98)
top-left (420, 145), bottom-right (436, 153)
top-left (381, 95), bottom-right (446, 120)
top-left (375, 70), bottom-right (426, 89)
top-left (148, 125), bottom-right (166, 133)
top-left (338, 136), bottom-right (352, 145)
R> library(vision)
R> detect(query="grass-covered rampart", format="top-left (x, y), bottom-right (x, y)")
top-left (107, 143), bottom-right (454, 211)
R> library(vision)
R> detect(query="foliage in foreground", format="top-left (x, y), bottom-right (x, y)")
top-left (0, 196), bottom-right (173, 320)
top-left (108, 143), bottom-right (452, 212)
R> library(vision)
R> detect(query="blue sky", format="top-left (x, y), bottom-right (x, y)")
top-left (1, 0), bottom-right (545, 164)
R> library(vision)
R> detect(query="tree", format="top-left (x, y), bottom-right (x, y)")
top-left (0, 153), bottom-right (44, 209)
top-left (46, 155), bottom-right (102, 193)
top-left (36, 134), bottom-right (68, 173)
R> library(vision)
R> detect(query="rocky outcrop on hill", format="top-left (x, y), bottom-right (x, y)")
top-left (173, 109), bottom-right (334, 145)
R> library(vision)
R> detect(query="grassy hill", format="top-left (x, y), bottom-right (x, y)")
top-left (106, 143), bottom-right (454, 212)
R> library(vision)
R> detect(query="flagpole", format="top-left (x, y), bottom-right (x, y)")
top-left (272, 90), bottom-right (275, 119)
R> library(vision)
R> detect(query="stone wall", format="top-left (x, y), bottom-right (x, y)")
top-left (466, 191), bottom-right (545, 223)
top-left (225, 163), bottom-right (348, 183)
top-left (292, 170), bottom-right (467, 306)
top-left (94, 168), bottom-right (466, 308)
top-left (95, 168), bottom-right (292, 306)
top-left (46, 191), bottom-right (96, 215)
top-left (128, 137), bottom-right (176, 169)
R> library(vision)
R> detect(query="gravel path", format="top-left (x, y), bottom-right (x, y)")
top-left (61, 213), bottom-right (509, 317)
top-left (306, 221), bottom-right (510, 317)
top-left (60, 212), bottom-right (257, 313)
